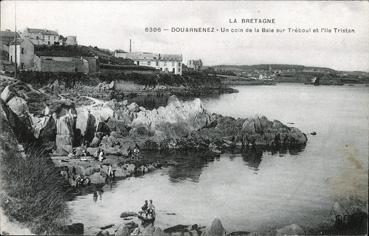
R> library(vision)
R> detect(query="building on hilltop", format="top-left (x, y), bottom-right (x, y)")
top-left (65, 36), bottom-right (78, 46)
top-left (187, 59), bottom-right (203, 71)
top-left (115, 51), bottom-right (183, 75)
top-left (23, 28), bottom-right (59, 46)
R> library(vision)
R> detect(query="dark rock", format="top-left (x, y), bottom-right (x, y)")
top-left (85, 113), bottom-right (96, 142)
top-left (164, 224), bottom-right (190, 233)
top-left (310, 131), bottom-right (317, 135)
top-left (227, 231), bottom-right (250, 236)
top-left (100, 224), bottom-right (114, 230)
top-left (97, 121), bottom-right (111, 136)
top-left (60, 223), bottom-right (84, 235)
top-left (0, 100), bottom-right (36, 145)
top-left (125, 221), bottom-right (138, 230)
top-left (120, 211), bottom-right (138, 218)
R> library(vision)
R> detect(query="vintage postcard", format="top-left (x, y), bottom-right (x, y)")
top-left (0, 1), bottom-right (368, 235)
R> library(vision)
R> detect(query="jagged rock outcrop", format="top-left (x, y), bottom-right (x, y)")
top-left (201, 218), bottom-right (226, 236)
top-left (131, 96), bottom-right (212, 134)
top-left (1, 78), bottom-right (307, 157)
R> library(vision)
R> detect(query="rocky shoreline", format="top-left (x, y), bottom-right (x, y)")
top-left (0, 75), bottom-right (310, 235)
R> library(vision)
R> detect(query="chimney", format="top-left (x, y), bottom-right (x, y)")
top-left (129, 39), bottom-right (132, 53)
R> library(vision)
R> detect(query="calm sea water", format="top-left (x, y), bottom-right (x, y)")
top-left (69, 84), bottom-right (369, 234)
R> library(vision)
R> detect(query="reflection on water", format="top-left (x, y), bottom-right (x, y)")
top-left (69, 84), bottom-right (368, 235)
top-left (93, 189), bottom-right (104, 202)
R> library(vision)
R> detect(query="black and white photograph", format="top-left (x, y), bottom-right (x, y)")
top-left (0, 1), bottom-right (368, 235)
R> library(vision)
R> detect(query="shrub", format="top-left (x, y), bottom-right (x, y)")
top-left (0, 143), bottom-right (70, 234)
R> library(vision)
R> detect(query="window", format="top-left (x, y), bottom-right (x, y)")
top-left (148, 61), bottom-right (151, 66)
top-left (156, 61), bottom-right (158, 66)
top-left (172, 61), bottom-right (175, 66)
top-left (164, 61), bottom-right (167, 66)
top-left (21, 48), bottom-right (24, 54)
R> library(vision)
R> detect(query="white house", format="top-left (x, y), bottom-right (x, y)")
top-left (9, 38), bottom-right (35, 69)
top-left (115, 51), bottom-right (183, 75)
top-left (23, 28), bottom-right (59, 46)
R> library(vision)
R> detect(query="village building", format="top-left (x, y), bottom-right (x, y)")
top-left (0, 30), bottom-right (20, 53)
top-left (8, 38), bottom-right (35, 69)
top-left (115, 51), bottom-right (183, 75)
top-left (187, 59), bottom-right (203, 71)
top-left (33, 56), bottom-right (90, 73)
top-left (65, 36), bottom-right (78, 46)
top-left (9, 38), bottom-right (96, 73)
top-left (22, 28), bottom-right (60, 46)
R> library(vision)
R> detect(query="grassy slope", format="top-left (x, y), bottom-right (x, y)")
top-left (0, 101), bottom-right (70, 234)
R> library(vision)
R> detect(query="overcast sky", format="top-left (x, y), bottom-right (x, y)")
top-left (1, 1), bottom-right (369, 71)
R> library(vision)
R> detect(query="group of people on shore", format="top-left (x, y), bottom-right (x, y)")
top-left (139, 200), bottom-right (156, 225)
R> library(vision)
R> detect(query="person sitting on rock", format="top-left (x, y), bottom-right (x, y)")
top-left (147, 200), bottom-right (156, 225)
top-left (140, 200), bottom-right (148, 216)
top-left (99, 150), bottom-right (104, 162)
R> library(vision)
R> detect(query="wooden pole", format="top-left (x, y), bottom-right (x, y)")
top-left (14, 1), bottom-right (17, 79)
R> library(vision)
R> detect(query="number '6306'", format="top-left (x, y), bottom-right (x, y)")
top-left (145, 27), bottom-right (162, 32)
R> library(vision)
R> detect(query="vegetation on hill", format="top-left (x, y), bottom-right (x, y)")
top-left (34, 45), bottom-right (134, 65)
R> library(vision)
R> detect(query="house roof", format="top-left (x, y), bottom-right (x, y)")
top-left (159, 54), bottom-right (182, 61)
top-left (123, 51), bottom-right (182, 61)
top-left (0, 31), bottom-right (20, 39)
top-left (9, 38), bottom-right (33, 45)
top-left (26, 28), bottom-right (58, 36)
top-left (1, 31), bottom-right (20, 45)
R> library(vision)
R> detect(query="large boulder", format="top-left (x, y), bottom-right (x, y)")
top-left (55, 104), bottom-right (77, 155)
top-left (201, 218), bottom-right (226, 236)
top-left (1, 85), bottom-right (12, 102)
top-left (7, 96), bottom-right (29, 117)
top-left (288, 127), bottom-right (307, 145)
top-left (131, 96), bottom-right (212, 138)
top-left (76, 100), bottom-right (115, 133)
top-left (89, 172), bottom-right (106, 185)
top-left (60, 223), bottom-right (84, 235)
top-left (115, 224), bottom-right (130, 236)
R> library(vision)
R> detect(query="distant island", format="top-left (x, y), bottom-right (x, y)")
top-left (206, 64), bottom-right (369, 85)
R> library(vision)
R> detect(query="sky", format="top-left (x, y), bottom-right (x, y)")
top-left (1, 1), bottom-right (369, 71)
